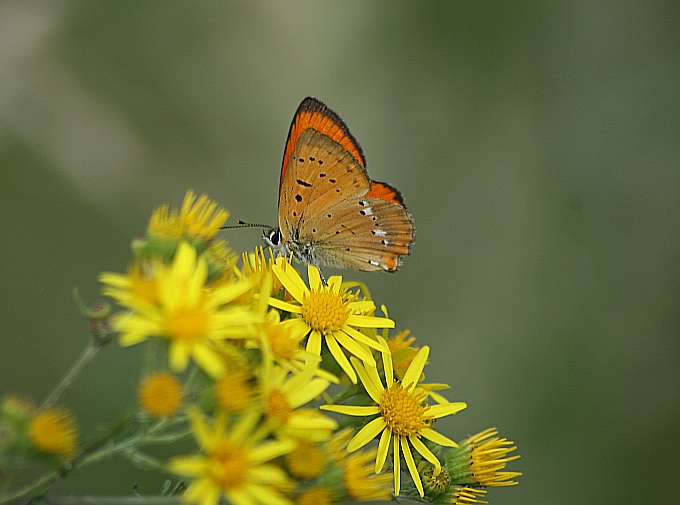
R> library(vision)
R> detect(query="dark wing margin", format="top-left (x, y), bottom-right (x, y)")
top-left (279, 97), bottom-right (366, 195)
top-left (366, 181), bottom-right (407, 205)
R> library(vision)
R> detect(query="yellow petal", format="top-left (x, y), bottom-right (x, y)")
top-left (267, 297), bottom-right (302, 314)
top-left (326, 334), bottom-right (357, 383)
top-left (320, 405), bottom-right (379, 417)
top-left (192, 344), bottom-right (226, 379)
top-left (347, 417), bottom-right (386, 452)
top-left (341, 325), bottom-right (384, 353)
top-left (420, 427), bottom-right (458, 448)
top-left (305, 329), bottom-right (322, 356)
top-left (428, 402), bottom-right (467, 419)
top-left (376, 427), bottom-right (391, 473)
top-left (333, 330), bottom-right (375, 363)
top-left (393, 435), bottom-right (401, 495)
top-left (168, 455), bottom-right (206, 477)
top-left (346, 314), bottom-right (395, 329)
top-left (307, 264), bottom-right (322, 290)
top-left (401, 345), bottom-right (429, 387)
top-left (409, 436), bottom-right (440, 472)
top-left (273, 260), bottom-right (308, 303)
top-left (352, 358), bottom-right (384, 403)
top-left (250, 439), bottom-right (296, 464)
top-left (400, 436), bottom-right (423, 497)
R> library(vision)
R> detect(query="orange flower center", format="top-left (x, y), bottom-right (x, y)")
top-left (266, 389), bottom-right (292, 423)
top-left (267, 323), bottom-right (299, 361)
top-left (214, 371), bottom-right (254, 413)
top-left (207, 442), bottom-right (249, 489)
top-left (301, 289), bottom-right (349, 333)
top-left (138, 372), bottom-right (183, 418)
top-left (285, 441), bottom-right (325, 479)
top-left (379, 382), bottom-right (429, 437)
top-left (164, 307), bottom-right (208, 342)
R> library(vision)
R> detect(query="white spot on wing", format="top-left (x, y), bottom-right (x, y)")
top-left (374, 229), bottom-right (387, 237)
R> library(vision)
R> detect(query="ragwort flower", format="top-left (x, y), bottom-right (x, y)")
top-left (322, 346), bottom-right (467, 497)
top-left (100, 242), bottom-right (257, 378)
top-left (28, 407), bottom-right (78, 458)
top-left (268, 258), bottom-right (393, 383)
top-left (170, 408), bottom-right (294, 505)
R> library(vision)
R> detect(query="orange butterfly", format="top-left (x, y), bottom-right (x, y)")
top-left (264, 97), bottom-right (415, 276)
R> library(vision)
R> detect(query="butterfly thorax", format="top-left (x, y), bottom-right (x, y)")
top-left (263, 227), bottom-right (319, 267)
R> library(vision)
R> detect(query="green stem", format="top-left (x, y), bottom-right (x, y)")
top-left (0, 416), bottom-right (189, 505)
top-left (43, 496), bottom-right (182, 505)
top-left (0, 469), bottom-right (63, 505)
top-left (40, 340), bottom-right (103, 410)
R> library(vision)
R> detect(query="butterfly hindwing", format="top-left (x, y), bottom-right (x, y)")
top-left (301, 184), bottom-right (414, 271)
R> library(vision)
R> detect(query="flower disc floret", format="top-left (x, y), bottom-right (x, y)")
top-left (321, 346), bottom-right (467, 497)
top-left (170, 408), bottom-right (295, 505)
top-left (207, 442), bottom-right (249, 489)
top-left (268, 258), bottom-right (394, 383)
top-left (301, 289), bottom-right (350, 333)
top-left (266, 389), bottom-right (292, 423)
top-left (164, 307), bottom-right (209, 343)
top-left (100, 242), bottom-right (257, 379)
top-left (380, 383), bottom-right (430, 437)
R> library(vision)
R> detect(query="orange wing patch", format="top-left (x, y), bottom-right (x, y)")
top-left (366, 181), bottom-right (405, 205)
top-left (280, 97), bottom-right (365, 190)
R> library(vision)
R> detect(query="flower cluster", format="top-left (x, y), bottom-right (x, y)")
top-left (0, 190), bottom-right (520, 505)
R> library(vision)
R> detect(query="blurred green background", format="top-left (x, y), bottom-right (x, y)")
top-left (1, 1), bottom-right (678, 504)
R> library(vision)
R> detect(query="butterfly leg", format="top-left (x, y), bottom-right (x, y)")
top-left (314, 265), bottom-right (328, 286)
top-left (305, 258), bottom-right (327, 286)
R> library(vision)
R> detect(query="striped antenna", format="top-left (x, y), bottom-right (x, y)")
top-left (221, 220), bottom-right (271, 230)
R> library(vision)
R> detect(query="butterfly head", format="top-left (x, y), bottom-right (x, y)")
top-left (263, 227), bottom-right (290, 256)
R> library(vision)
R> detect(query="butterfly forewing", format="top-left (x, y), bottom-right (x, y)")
top-left (279, 129), bottom-right (370, 241)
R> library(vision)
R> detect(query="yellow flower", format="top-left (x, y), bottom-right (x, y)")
top-left (99, 260), bottom-right (159, 309)
top-left (342, 448), bottom-right (392, 502)
top-left (268, 258), bottom-right (393, 383)
top-left (378, 327), bottom-right (451, 404)
top-left (285, 441), bottom-right (325, 479)
top-left (295, 488), bottom-right (335, 505)
top-left (262, 310), bottom-right (308, 363)
top-left (138, 372), bottom-right (183, 418)
top-left (446, 486), bottom-right (488, 504)
top-left (442, 428), bottom-right (521, 487)
top-left (321, 346), bottom-right (467, 497)
top-left (149, 190), bottom-right (229, 242)
top-left (28, 407), bottom-right (78, 458)
top-left (100, 242), bottom-right (257, 378)
top-left (238, 247), bottom-right (284, 296)
top-left (213, 369), bottom-right (256, 413)
top-left (170, 408), bottom-right (294, 505)
top-left (386, 329), bottom-right (419, 381)
top-left (258, 358), bottom-right (337, 442)
top-left (205, 238), bottom-right (238, 281)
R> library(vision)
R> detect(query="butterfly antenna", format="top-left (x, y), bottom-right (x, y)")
top-left (221, 220), bottom-right (271, 230)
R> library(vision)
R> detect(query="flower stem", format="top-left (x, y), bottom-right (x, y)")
top-left (43, 496), bottom-right (182, 505)
top-left (40, 339), bottom-right (104, 410)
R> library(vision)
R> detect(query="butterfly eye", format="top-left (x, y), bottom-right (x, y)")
top-left (264, 228), bottom-right (282, 247)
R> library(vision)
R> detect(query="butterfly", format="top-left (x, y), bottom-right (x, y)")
top-left (264, 97), bottom-right (415, 277)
